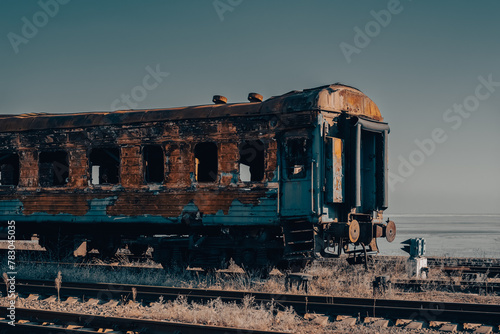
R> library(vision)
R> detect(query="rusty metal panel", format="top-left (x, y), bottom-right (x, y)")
top-left (325, 137), bottom-right (344, 203)
top-left (0, 83), bottom-right (387, 233)
top-left (0, 112), bottom-right (285, 227)
top-left (338, 89), bottom-right (383, 121)
top-left (280, 135), bottom-right (312, 217)
top-left (0, 84), bottom-right (382, 134)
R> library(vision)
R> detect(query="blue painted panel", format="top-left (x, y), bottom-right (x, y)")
top-left (0, 191), bottom-right (279, 226)
top-left (280, 180), bottom-right (310, 216)
top-left (202, 195), bottom-right (278, 226)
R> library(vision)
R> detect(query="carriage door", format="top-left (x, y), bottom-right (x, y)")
top-left (280, 137), bottom-right (311, 217)
top-left (353, 119), bottom-right (389, 212)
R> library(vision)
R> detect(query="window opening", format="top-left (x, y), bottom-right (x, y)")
top-left (144, 145), bottom-right (164, 183)
top-left (286, 138), bottom-right (308, 179)
top-left (239, 140), bottom-right (265, 182)
top-left (39, 151), bottom-right (69, 187)
top-left (194, 142), bottom-right (217, 182)
top-left (89, 147), bottom-right (120, 185)
top-left (0, 152), bottom-right (19, 186)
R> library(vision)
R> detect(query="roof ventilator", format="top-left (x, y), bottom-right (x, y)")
top-left (248, 93), bottom-right (263, 102)
top-left (212, 95), bottom-right (227, 104)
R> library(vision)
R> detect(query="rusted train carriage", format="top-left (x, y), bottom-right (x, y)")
top-left (0, 83), bottom-right (395, 272)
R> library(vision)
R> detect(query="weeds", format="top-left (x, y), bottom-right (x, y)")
top-left (4, 253), bottom-right (500, 305)
top-left (2, 273), bottom-right (8, 297)
top-left (55, 271), bottom-right (62, 302)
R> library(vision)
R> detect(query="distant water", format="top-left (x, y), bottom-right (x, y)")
top-left (379, 214), bottom-right (500, 258)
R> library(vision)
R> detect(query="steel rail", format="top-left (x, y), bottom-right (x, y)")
top-left (391, 279), bottom-right (500, 295)
top-left (7, 253), bottom-right (500, 274)
top-left (14, 279), bottom-right (500, 326)
top-left (0, 307), bottom-right (285, 334)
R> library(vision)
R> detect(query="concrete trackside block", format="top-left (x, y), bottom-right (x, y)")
top-left (63, 296), bottom-right (79, 304)
top-left (102, 300), bottom-right (119, 307)
top-left (337, 316), bottom-right (357, 327)
top-left (464, 323), bottom-right (482, 330)
top-left (312, 316), bottom-right (329, 326)
top-left (85, 298), bottom-right (100, 306)
top-left (474, 326), bottom-right (493, 334)
top-left (304, 313), bottom-right (330, 326)
top-left (26, 294), bottom-right (39, 301)
top-left (440, 323), bottom-right (458, 332)
top-left (372, 319), bottom-right (389, 328)
top-left (66, 325), bottom-right (84, 330)
top-left (405, 321), bottom-right (424, 330)
top-left (395, 319), bottom-right (412, 326)
top-left (42, 296), bottom-right (57, 303)
top-left (430, 321), bottom-right (448, 328)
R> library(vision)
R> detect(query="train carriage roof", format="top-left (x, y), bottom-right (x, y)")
top-left (0, 84), bottom-right (382, 132)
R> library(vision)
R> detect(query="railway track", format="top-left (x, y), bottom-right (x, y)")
top-left (391, 279), bottom-right (500, 295)
top-left (12, 254), bottom-right (500, 274)
top-left (426, 257), bottom-right (500, 267)
top-left (6, 249), bottom-right (500, 276)
top-left (9, 279), bottom-right (500, 327)
top-left (10, 258), bottom-right (500, 295)
top-left (0, 307), bottom-right (285, 334)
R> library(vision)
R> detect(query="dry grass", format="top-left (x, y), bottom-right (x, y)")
top-left (0, 294), bottom-right (457, 334)
top-left (1, 294), bottom-right (311, 333)
top-left (55, 271), bottom-right (62, 302)
top-left (2, 255), bottom-right (497, 333)
top-left (5, 254), bottom-right (500, 306)
top-left (0, 239), bottom-right (44, 251)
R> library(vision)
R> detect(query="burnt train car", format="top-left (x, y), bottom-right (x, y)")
top-left (0, 83), bottom-right (395, 272)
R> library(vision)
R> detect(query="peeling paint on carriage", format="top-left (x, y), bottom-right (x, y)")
top-left (0, 193), bottom-right (276, 226)
top-left (0, 83), bottom-right (394, 268)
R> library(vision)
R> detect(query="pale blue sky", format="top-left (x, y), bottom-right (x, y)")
top-left (1, 0), bottom-right (499, 213)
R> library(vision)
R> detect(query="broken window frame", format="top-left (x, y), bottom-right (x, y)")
top-left (89, 147), bottom-right (121, 185)
top-left (194, 142), bottom-right (218, 183)
top-left (0, 151), bottom-right (20, 187)
top-left (38, 150), bottom-right (70, 187)
top-left (239, 140), bottom-right (265, 182)
top-left (285, 137), bottom-right (309, 179)
top-left (143, 144), bottom-right (165, 184)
